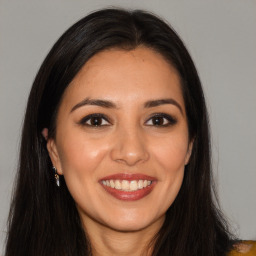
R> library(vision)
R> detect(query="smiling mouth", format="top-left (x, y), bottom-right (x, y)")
top-left (101, 179), bottom-right (152, 192)
top-left (99, 173), bottom-right (156, 201)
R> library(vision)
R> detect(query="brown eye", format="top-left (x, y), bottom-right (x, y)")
top-left (145, 113), bottom-right (177, 127)
top-left (151, 116), bottom-right (165, 126)
top-left (79, 114), bottom-right (110, 127)
top-left (89, 117), bottom-right (103, 126)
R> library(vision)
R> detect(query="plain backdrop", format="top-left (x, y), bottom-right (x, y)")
top-left (0, 0), bottom-right (255, 253)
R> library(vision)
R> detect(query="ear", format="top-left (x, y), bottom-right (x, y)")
top-left (47, 138), bottom-right (63, 175)
top-left (185, 139), bottom-right (194, 165)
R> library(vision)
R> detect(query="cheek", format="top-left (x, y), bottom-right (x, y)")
top-left (151, 134), bottom-right (189, 176)
top-left (145, 134), bottom-right (188, 216)
top-left (57, 133), bottom-right (109, 180)
top-left (55, 134), bottom-right (111, 212)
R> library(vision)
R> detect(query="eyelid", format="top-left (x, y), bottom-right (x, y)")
top-left (145, 113), bottom-right (177, 126)
top-left (78, 113), bottom-right (112, 126)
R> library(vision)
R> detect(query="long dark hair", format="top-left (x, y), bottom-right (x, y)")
top-left (5, 8), bottom-right (235, 256)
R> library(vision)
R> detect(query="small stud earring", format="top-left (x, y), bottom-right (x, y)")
top-left (53, 166), bottom-right (60, 187)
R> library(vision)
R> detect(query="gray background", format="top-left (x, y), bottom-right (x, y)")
top-left (0, 0), bottom-right (255, 253)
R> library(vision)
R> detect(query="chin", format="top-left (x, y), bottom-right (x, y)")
top-left (102, 213), bottom-right (164, 233)
top-left (107, 222), bottom-right (150, 232)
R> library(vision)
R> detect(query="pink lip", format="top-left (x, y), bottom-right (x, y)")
top-left (99, 173), bottom-right (156, 182)
top-left (99, 173), bottom-right (157, 201)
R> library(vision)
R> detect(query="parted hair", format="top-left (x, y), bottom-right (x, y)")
top-left (5, 8), bottom-right (235, 256)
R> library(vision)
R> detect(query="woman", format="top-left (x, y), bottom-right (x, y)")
top-left (5, 8), bottom-right (256, 256)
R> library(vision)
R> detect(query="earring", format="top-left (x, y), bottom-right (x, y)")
top-left (53, 166), bottom-right (60, 187)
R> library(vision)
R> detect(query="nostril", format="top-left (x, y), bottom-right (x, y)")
top-left (110, 138), bottom-right (149, 166)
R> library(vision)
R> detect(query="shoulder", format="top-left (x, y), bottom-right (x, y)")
top-left (228, 241), bottom-right (256, 256)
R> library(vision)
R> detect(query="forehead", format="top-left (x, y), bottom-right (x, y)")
top-left (62, 47), bottom-right (184, 109)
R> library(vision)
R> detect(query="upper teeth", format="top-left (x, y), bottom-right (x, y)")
top-left (102, 179), bottom-right (152, 191)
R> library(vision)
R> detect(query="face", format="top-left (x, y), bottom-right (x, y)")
top-left (47, 47), bottom-right (193, 233)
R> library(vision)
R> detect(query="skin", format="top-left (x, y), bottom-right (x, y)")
top-left (47, 47), bottom-right (193, 256)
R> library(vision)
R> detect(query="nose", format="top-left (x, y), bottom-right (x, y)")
top-left (110, 126), bottom-right (150, 166)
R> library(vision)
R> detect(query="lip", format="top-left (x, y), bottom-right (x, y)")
top-left (99, 173), bottom-right (156, 181)
top-left (99, 173), bottom-right (157, 201)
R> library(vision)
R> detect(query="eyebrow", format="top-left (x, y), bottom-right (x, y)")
top-left (70, 97), bottom-right (183, 115)
top-left (70, 98), bottom-right (117, 112)
top-left (144, 98), bottom-right (183, 115)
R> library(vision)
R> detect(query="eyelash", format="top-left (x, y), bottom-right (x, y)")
top-left (79, 113), bottom-right (111, 127)
top-left (145, 113), bottom-right (177, 127)
top-left (78, 113), bottom-right (177, 127)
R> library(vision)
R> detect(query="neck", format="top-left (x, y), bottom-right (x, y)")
top-left (82, 217), bottom-right (164, 256)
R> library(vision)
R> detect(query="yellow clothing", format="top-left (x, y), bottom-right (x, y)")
top-left (228, 241), bottom-right (256, 256)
